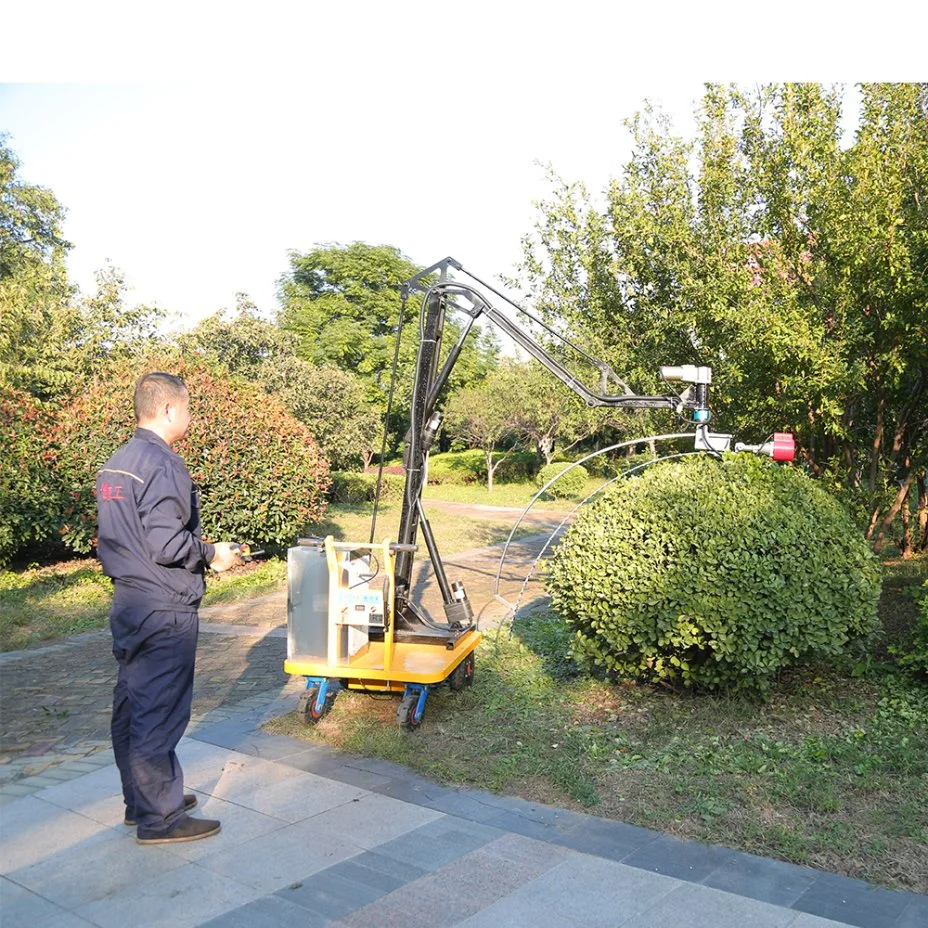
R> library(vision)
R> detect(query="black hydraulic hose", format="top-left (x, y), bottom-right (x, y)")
top-left (369, 290), bottom-right (408, 544)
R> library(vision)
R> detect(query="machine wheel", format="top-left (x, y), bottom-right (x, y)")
top-left (397, 693), bottom-right (422, 732)
top-left (298, 687), bottom-right (337, 725)
top-left (449, 653), bottom-right (475, 691)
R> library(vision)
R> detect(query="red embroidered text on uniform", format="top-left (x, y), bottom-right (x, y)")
top-left (100, 483), bottom-right (125, 501)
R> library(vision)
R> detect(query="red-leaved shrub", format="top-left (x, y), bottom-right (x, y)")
top-left (0, 390), bottom-right (66, 565)
top-left (52, 355), bottom-right (330, 552)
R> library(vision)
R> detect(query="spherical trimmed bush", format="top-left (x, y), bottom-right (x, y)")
top-left (536, 462), bottom-right (588, 499)
top-left (546, 453), bottom-right (881, 696)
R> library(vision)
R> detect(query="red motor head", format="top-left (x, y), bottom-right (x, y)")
top-left (734, 432), bottom-right (797, 461)
top-left (771, 433), bottom-right (795, 462)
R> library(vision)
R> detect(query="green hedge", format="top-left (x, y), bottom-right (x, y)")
top-left (426, 449), bottom-right (486, 484)
top-left (0, 391), bottom-right (65, 566)
top-left (52, 355), bottom-right (331, 552)
top-left (329, 471), bottom-right (405, 504)
top-left (496, 452), bottom-right (541, 483)
top-left (897, 581), bottom-right (928, 679)
top-left (536, 462), bottom-right (589, 499)
top-left (546, 453), bottom-right (881, 697)
top-left (426, 450), bottom-right (540, 486)
top-left (548, 450), bottom-right (656, 480)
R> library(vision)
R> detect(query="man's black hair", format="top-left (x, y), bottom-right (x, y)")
top-left (134, 372), bottom-right (188, 422)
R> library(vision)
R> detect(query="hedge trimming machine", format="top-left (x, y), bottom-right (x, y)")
top-left (283, 258), bottom-right (794, 730)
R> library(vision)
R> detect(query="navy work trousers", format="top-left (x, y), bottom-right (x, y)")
top-left (110, 606), bottom-right (198, 832)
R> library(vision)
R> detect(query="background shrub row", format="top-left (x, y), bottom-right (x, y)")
top-left (0, 356), bottom-right (331, 564)
top-left (329, 471), bottom-right (406, 504)
top-left (425, 450), bottom-right (540, 485)
top-left (536, 462), bottom-right (589, 499)
top-left (0, 390), bottom-right (65, 566)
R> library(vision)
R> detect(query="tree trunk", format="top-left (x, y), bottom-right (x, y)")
top-left (900, 486), bottom-right (913, 558)
top-left (486, 450), bottom-right (494, 492)
top-left (866, 504), bottom-right (881, 541)
top-left (918, 471), bottom-right (927, 552)
top-left (537, 435), bottom-right (554, 467)
top-left (842, 441), bottom-right (856, 482)
top-left (870, 385), bottom-right (884, 494)
top-left (873, 466), bottom-right (914, 553)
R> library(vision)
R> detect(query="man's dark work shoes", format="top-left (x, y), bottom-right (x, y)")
top-left (136, 814), bottom-right (221, 845)
top-left (125, 793), bottom-right (197, 826)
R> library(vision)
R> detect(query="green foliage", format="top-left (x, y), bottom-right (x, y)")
top-left (492, 359), bottom-right (615, 465)
top-left (329, 471), bottom-right (405, 504)
top-left (68, 265), bottom-right (166, 375)
top-left (561, 449), bottom-right (658, 480)
top-left (546, 454), bottom-right (882, 696)
top-left (0, 136), bottom-right (75, 399)
top-left (516, 83), bottom-right (928, 552)
top-left (0, 390), bottom-right (65, 565)
top-left (536, 462), bottom-right (589, 499)
top-left (426, 450), bottom-right (488, 485)
top-left (277, 242), bottom-right (500, 441)
top-left (261, 360), bottom-right (382, 470)
top-left (427, 450), bottom-right (543, 487)
top-left (50, 355), bottom-right (330, 552)
top-left (180, 308), bottom-right (381, 469)
top-left (277, 242), bottom-right (422, 380)
top-left (442, 362), bottom-right (526, 490)
top-left (896, 580), bottom-right (928, 678)
top-left (2, 140), bottom-right (166, 405)
top-left (177, 299), bottom-right (297, 375)
top-left (495, 452), bottom-right (541, 483)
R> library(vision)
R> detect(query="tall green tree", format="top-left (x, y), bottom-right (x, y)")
top-left (1, 138), bottom-right (164, 402)
top-left (443, 361), bottom-right (523, 491)
top-left (68, 264), bottom-right (166, 375)
top-left (264, 359), bottom-right (382, 470)
top-left (516, 83), bottom-right (928, 549)
top-left (179, 293), bottom-right (297, 374)
top-left (277, 242), bottom-right (500, 450)
top-left (816, 83), bottom-right (928, 550)
top-left (503, 358), bottom-right (621, 465)
top-left (0, 135), bottom-right (75, 399)
top-left (178, 304), bottom-right (381, 469)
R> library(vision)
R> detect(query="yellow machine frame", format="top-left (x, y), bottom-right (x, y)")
top-left (284, 536), bottom-right (482, 694)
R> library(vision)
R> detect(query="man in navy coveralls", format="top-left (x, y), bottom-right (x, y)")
top-left (96, 372), bottom-right (242, 844)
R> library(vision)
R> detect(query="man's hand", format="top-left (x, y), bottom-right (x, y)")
top-left (210, 542), bottom-right (245, 572)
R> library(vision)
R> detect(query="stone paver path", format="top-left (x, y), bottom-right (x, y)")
top-left (1, 502), bottom-right (925, 926)
top-left (0, 502), bottom-right (563, 785)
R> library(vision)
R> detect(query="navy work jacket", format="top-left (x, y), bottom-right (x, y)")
top-left (96, 429), bottom-right (216, 612)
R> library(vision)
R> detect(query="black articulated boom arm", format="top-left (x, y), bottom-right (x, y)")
top-left (387, 258), bottom-right (711, 645)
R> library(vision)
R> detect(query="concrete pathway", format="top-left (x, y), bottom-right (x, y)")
top-left (1, 508), bottom-right (925, 927)
top-left (3, 690), bottom-right (925, 928)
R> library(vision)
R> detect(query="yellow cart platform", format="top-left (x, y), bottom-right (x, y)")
top-left (283, 536), bottom-right (481, 730)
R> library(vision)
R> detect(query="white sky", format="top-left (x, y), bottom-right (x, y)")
top-left (1, 3), bottom-right (921, 333)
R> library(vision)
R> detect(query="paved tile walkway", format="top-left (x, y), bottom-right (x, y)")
top-left (3, 695), bottom-right (926, 927)
top-left (1, 511), bottom-right (926, 926)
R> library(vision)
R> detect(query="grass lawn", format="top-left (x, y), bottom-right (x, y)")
top-left (264, 553), bottom-right (928, 894)
top-left (421, 477), bottom-right (605, 508)
top-left (307, 499), bottom-right (548, 552)
top-left (0, 499), bottom-right (548, 650)
top-left (4, 486), bottom-right (926, 893)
